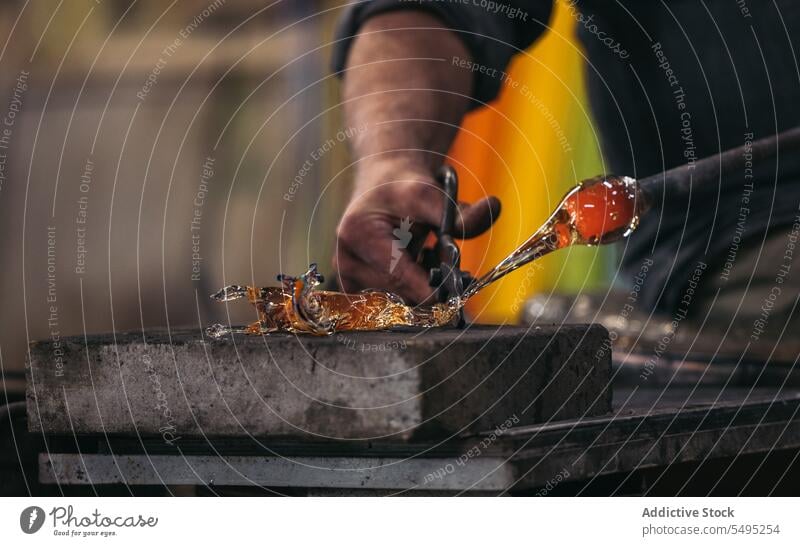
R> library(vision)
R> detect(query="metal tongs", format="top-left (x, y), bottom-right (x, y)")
top-left (427, 165), bottom-right (473, 327)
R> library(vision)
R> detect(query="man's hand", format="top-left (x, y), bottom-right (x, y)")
top-left (334, 163), bottom-right (500, 304)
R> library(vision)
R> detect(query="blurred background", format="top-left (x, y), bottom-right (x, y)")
top-left (0, 0), bottom-right (608, 395)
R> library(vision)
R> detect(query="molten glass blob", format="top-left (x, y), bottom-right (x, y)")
top-left (207, 175), bottom-right (645, 338)
top-left (206, 264), bottom-right (460, 338)
top-left (462, 175), bottom-right (644, 299)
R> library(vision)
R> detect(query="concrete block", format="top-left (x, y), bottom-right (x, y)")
top-left (27, 325), bottom-right (611, 441)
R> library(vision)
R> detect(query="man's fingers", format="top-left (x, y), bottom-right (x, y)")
top-left (367, 177), bottom-right (500, 242)
top-left (333, 177), bottom-right (500, 304)
top-left (386, 251), bottom-right (438, 304)
top-left (455, 196), bottom-right (502, 239)
top-left (334, 245), bottom-right (435, 305)
top-left (334, 212), bottom-right (435, 303)
top-left (415, 188), bottom-right (502, 239)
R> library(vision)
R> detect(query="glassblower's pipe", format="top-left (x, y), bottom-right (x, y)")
top-left (462, 125), bottom-right (800, 300)
top-left (636, 125), bottom-right (800, 209)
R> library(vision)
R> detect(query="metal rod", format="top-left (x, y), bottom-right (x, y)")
top-left (638, 125), bottom-right (800, 203)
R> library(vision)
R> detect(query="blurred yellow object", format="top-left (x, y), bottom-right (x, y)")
top-left (448, 0), bottom-right (606, 323)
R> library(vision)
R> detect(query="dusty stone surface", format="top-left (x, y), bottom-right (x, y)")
top-left (26, 325), bottom-right (611, 440)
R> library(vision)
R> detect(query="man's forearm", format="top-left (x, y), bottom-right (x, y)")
top-left (333, 10), bottom-right (500, 303)
top-left (342, 10), bottom-right (474, 186)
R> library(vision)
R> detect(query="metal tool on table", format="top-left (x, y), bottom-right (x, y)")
top-left (427, 165), bottom-right (473, 327)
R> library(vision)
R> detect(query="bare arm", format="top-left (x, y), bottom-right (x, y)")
top-left (334, 10), bottom-right (500, 304)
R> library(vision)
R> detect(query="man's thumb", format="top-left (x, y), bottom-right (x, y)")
top-left (454, 196), bottom-right (502, 239)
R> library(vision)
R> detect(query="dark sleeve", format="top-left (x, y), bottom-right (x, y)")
top-left (331, 0), bottom-right (554, 106)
